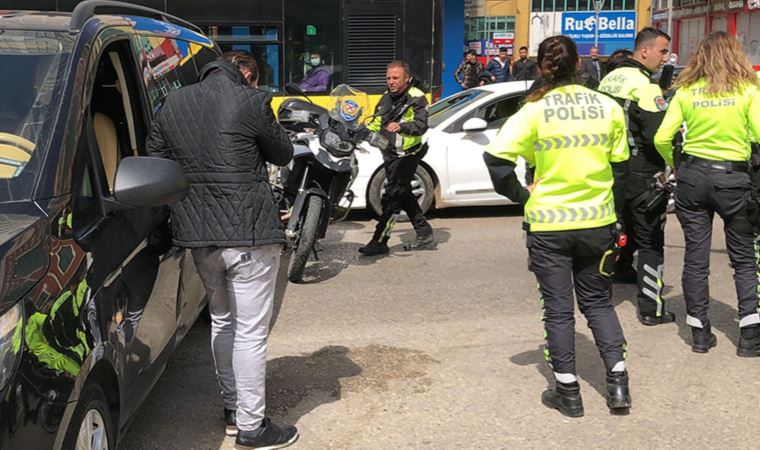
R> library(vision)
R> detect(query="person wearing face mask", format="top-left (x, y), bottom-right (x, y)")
top-left (359, 60), bottom-right (436, 256)
top-left (598, 27), bottom-right (675, 326)
top-left (298, 51), bottom-right (332, 92)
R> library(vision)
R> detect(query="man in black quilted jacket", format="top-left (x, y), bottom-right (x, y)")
top-left (146, 50), bottom-right (297, 450)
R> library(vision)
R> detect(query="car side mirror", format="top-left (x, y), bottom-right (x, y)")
top-left (106, 156), bottom-right (189, 211)
top-left (462, 118), bottom-right (488, 133)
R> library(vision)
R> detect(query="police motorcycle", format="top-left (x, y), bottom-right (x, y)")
top-left (275, 84), bottom-right (387, 282)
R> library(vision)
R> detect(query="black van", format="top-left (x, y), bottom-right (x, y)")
top-left (0, 2), bottom-right (220, 448)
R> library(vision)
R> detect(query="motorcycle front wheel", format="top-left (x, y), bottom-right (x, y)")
top-left (288, 195), bottom-right (323, 283)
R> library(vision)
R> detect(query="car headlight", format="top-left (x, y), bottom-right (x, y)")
top-left (0, 303), bottom-right (23, 390)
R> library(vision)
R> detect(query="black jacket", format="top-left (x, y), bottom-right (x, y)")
top-left (147, 61), bottom-right (293, 248)
top-left (599, 59), bottom-right (667, 173)
top-left (512, 58), bottom-right (537, 81)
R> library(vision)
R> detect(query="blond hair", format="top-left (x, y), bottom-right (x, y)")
top-left (674, 31), bottom-right (759, 95)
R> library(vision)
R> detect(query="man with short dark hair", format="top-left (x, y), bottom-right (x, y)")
top-left (147, 50), bottom-right (298, 450)
top-left (454, 50), bottom-right (484, 90)
top-left (512, 46), bottom-right (537, 81)
top-left (359, 60), bottom-right (436, 256)
top-left (598, 27), bottom-right (674, 326)
top-left (486, 47), bottom-right (511, 83)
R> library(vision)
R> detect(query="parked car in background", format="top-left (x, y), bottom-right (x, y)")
top-left (0, 2), bottom-right (219, 448)
top-left (350, 81), bottom-right (533, 216)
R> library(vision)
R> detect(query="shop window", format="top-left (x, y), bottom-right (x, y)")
top-left (206, 24), bottom-right (283, 93)
top-left (737, 13), bottom-right (760, 66)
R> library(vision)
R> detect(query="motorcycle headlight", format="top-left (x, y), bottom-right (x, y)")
top-left (0, 303), bottom-right (23, 390)
top-left (321, 130), bottom-right (342, 149)
top-left (321, 131), bottom-right (354, 157)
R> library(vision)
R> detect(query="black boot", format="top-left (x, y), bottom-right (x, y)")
top-left (691, 325), bottom-right (717, 353)
top-left (358, 239), bottom-right (389, 256)
top-left (606, 371), bottom-right (631, 414)
top-left (541, 381), bottom-right (584, 418)
top-left (403, 233), bottom-right (437, 251)
top-left (638, 310), bottom-right (676, 326)
top-left (224, 408), bottom-right (237, 436)
top-left (737, 325), bottom-right (760, 358)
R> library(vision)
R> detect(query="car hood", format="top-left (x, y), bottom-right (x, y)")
top-left (0, 202), bottom-right (49, 313)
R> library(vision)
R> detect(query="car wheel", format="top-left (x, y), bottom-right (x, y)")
top-left (62, 383), bottom-right (115, 450)
top-left (368, 165), bottom-right (435, 217)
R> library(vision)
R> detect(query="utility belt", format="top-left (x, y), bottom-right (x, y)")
top-left (682, 154), bottom-right (749, 173)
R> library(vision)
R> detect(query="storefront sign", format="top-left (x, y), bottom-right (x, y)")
top-left (672, 5), bottom-right (710, 19)
top-left (749, 0), bottom-right (760, 9)
top-left (652, 11), bottom-right (669, 21)
top-left (492, 32), bottom-right (515, 46)
top-left (712, 0), bottom-right (745, 13)
top-left (560, 11), bottom-right (637, 54)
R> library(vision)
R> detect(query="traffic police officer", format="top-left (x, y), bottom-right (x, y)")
top-left (598, 27), bottom-right (675, 325)
top-left (654, 31), bottom-right (760, 355)
top-left (359, 60), bottom-right (436, 256)
top-left (485, 36), bottom-right (631, 417)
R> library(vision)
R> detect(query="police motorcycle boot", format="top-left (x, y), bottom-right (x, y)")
top-left (224, 408), bottom-right (237, 436)
top-left (638, 309), bottom-right (676, 326)
top-left (358, 238), bottom-right (389, 256)
top-left (736, 325), bottom-right (760, 358)
top-left (234, 418), bottom-right (299, 450)
top-left (606, 371), bottom-right (631, 414)
top-left (691, 324), bottom-right (717, 354)
top-left (403, 233), bottom-right (438, 251)
top-left (541, 381), bottom-right (584, 418)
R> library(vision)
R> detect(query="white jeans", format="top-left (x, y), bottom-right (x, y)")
top-left (192, 244), bottom-right (280, 432)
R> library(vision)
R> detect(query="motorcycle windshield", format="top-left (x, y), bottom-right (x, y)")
top-left (328, 84), bottom-right (370, 130)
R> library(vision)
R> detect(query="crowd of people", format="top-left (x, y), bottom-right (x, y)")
top-left (143, 22), bottom-right (759, 448)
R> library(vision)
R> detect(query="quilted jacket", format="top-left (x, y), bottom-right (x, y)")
top-left (146, 61), bottom-right (293, 248)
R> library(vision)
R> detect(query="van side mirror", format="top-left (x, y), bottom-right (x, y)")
top-left (106, 156), bottom-right (189, 211)
top-left (462, 118), bottom-right (488, 133)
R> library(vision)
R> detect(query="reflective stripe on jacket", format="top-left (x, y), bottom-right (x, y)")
top-left (654, 80), bottom-right (760, 166)
top-left (486, 84), bottom-right (629, 232)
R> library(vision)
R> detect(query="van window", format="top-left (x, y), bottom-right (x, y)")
top-left (0, 31), bottom-right (72, 202)
top-left (135, 36), bottom-right (201, 112)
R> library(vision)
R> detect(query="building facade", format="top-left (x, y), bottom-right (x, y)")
top-left (652, 0), bottom-right (760, 67)
top-left (464, 0), bottom-right (652, 59)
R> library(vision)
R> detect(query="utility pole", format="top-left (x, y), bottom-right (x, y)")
top-left (593, 0), bottom-right (606, 48)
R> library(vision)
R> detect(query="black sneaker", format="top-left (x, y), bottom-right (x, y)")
top-left (606, 371), bottom-right (631, 414)
top-left (358, 240), bottom-right (389, 256)
top-left (691, 326), bottom-right (717, 353)
top-left (234, 418), bottom-right (298, 450)
top-left (638, 310), bottom-right (676, 326)
top-left (541, 381), bottom-right (584, 418)
top-left (403, 233), bottom-right (438, 251)
top-left (224, 408), bottom-right (237, 436)
top-left (737, 325), bottom-right (760, 358)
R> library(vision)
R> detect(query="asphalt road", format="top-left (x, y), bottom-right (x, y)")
top-left (120, 207), bottom-right (757, 449)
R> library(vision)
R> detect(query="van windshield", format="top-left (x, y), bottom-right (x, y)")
top-left (0, 31), bottom-right (71, 201)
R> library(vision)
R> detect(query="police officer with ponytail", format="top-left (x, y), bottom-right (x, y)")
top-left (654, 32), bottom-right (760, 355)
top-left (484, 36), bottom-right (632, 417)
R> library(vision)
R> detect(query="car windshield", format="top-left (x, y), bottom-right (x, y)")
top-left (428, 89), bottom-right (491, 128)
top-left (0, 30), bottom-right (71, 202)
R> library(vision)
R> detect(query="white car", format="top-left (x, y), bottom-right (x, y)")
top-left (351, 81), bottom-right (533, 215)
